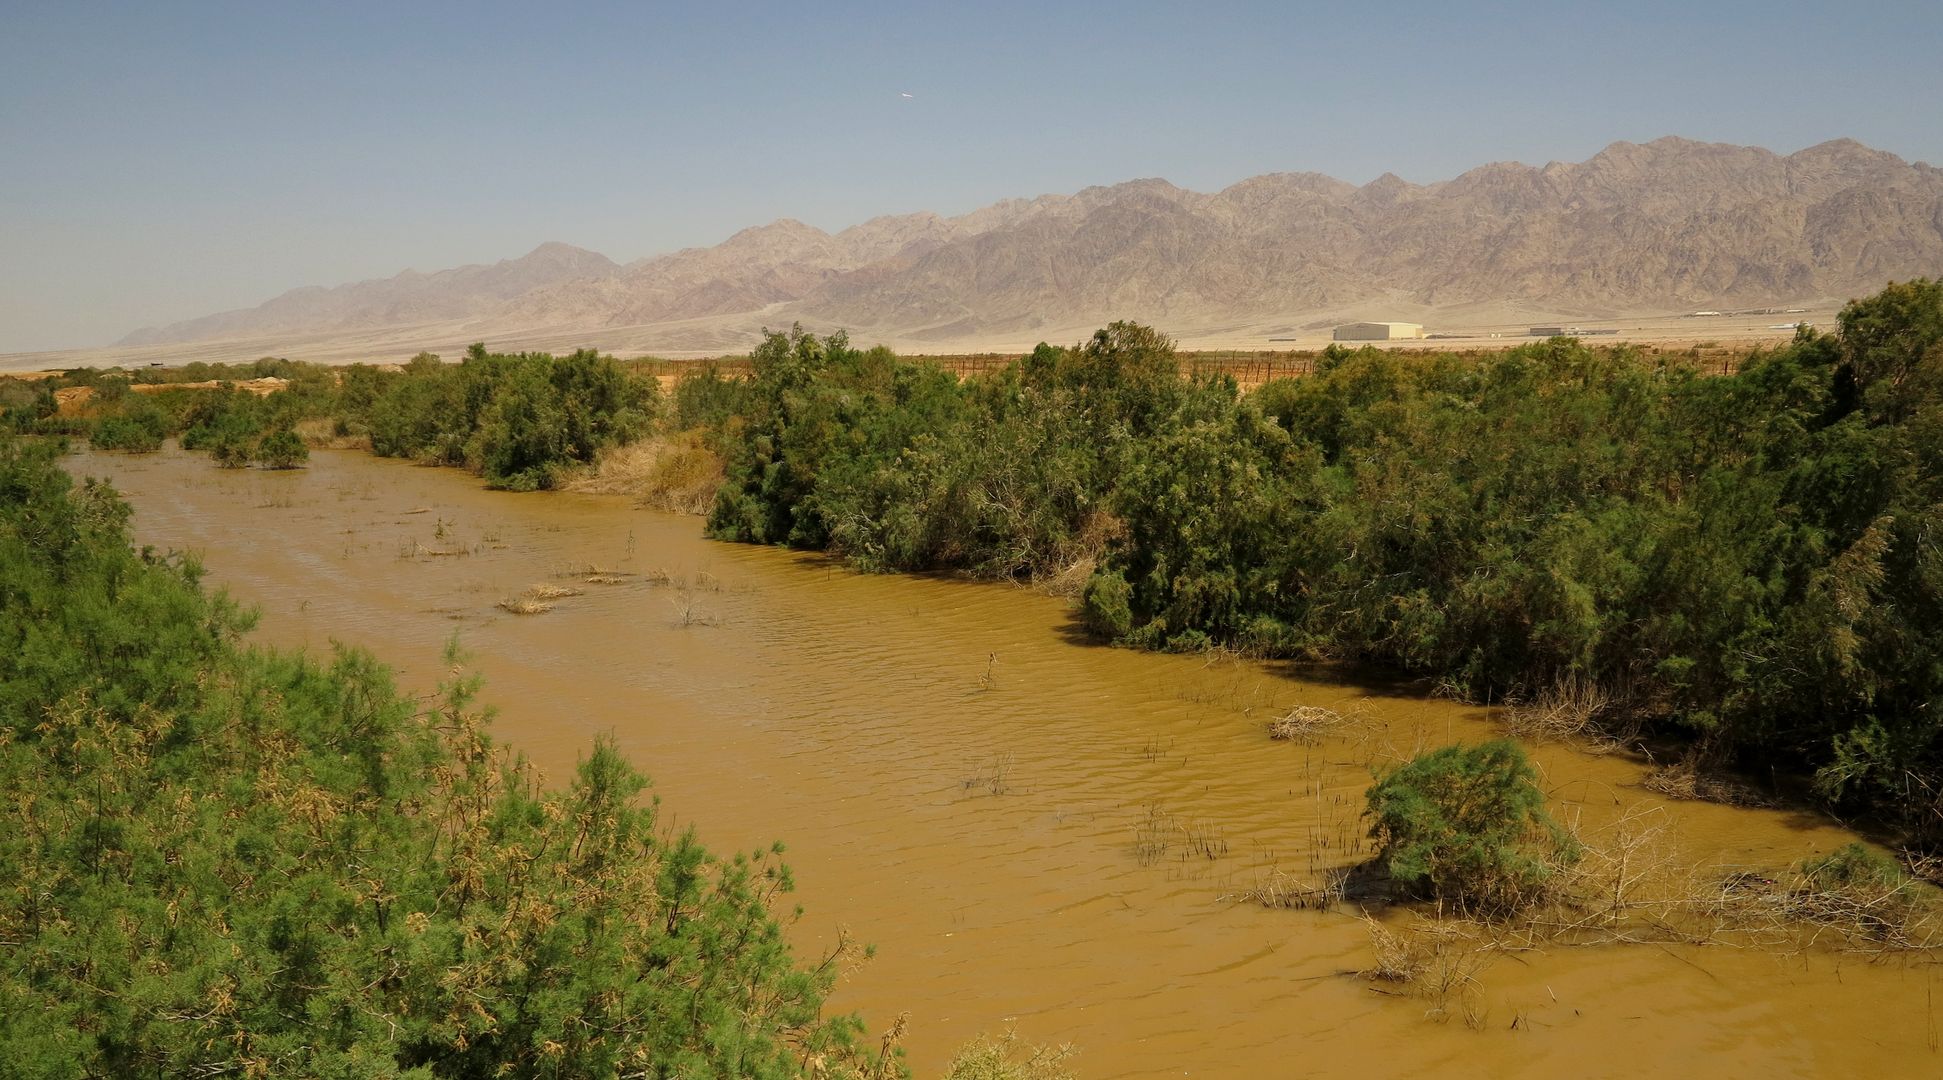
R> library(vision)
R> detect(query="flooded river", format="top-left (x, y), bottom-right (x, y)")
top-left (71, 447), bottom-right (1940, 1077)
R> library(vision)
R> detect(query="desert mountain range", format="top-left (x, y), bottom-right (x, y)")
top-left (113, 137), bottom-right (1943, 358)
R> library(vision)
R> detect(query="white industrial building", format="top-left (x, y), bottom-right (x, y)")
top-left (1332, 321), bottom-right (1424, 341)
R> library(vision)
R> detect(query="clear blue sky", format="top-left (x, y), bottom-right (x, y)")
top-left (3, 0), bottom-right (1939, 352)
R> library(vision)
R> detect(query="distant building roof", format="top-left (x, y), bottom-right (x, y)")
top-left (1333, 321), bottom-right (1425, 341)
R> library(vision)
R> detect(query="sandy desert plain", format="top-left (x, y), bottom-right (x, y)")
top-left (0, 302), bottom-right (1843, 376)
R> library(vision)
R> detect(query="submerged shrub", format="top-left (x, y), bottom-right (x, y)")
top-left (1081, 569), bottom-right (1134, 639)
top-left (254, 425), bottom-right (308, 468)
top-left (1800, 842), bottom-right (1905, 891)
top-left (361, 346), bottom-right (657, 488)
top-left (1365, 740), bottom-right (1576, 911)
top-left (88, 413), bottom-right (164, 453)
top-left (209, 429), bottom-right (253, 467)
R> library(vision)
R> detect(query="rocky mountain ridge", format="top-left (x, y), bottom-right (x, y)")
top-left (118, 137), bottom-right (1943, 349)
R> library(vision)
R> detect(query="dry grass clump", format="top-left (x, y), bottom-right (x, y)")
top-left (1688, 844), bottom-right (1938, 949)
top-left (1037, 511), bottom-right (1126, 598)
top-left (1358, 915), bottom-right (1491, 1026)
top-left (1504, 675), bottom-right (1611, 741)
top-left (497, 597), bottom-right (553, 615)
top-left (1902, 850), bottom-right (1943, 886)
top-left (1443, 808), bottom-right (1940, 954)
top-left (293, 416), bottom-right (370, 450)
top-left (1362, 913), bottom-right (1429, 983)
top-left (1224, 868), bottom-right (1345, 911)
top-left (941, 1029), bottom-right (1078, 1080)
top-left (1780, 881), bottom-right (1930, 946)
top-left (497, 582), bottom-right (587, 615)
top-left (566, 431), bottom-right (725, 515)
top-left (1267, 704), bottom-right (1350, 744)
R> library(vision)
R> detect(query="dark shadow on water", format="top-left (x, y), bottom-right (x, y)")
top-left (1048, 603), bottom-right (1450, 701)
top-left (737, 535), bottom-right (1888, 855)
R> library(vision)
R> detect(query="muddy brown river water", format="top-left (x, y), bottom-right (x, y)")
top-left (69, 447), bottom-right (1941, 1078)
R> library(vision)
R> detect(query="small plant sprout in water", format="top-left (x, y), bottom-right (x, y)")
top-left (960, 752), bottom-right (1013, 796)
top-left (669, 588), bottom-right (720, 628)
top-left (1133, 804), bottom-right (1228, 866)
top-left (1139, 734), bottom-right (1175, 764)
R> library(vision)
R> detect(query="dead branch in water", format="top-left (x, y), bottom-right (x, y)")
top-left (496, 597), bottom-right (552, 615)
top-left (496, 582), bottom-right (588, 615)
top-left (1641, 762), bottom-right (1776, 808)
top-left (1221, 868), bottom-right (1347, 911)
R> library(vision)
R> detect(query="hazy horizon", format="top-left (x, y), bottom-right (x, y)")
top-left (5, 0), bottom-right (1941, 353)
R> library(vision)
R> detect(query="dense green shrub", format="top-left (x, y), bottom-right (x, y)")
top-left (182, 397), bottom-right (265, 468)
top-left (254, 424), bottom-right (308, 468)
top-left (363, 345), bottom-right (658, 489)
top-left (707, 321), bottom-right (1209, 578)
top-left (673, 360), bottom-right (752, 444)
top-left (1081, 569), bottom-right (1134, 639)
top-left (87, 410), bottom-right (166, 452)
top-left (0, 379), bottom-right (55, 433)
top-left (211, 431), bottom-right (253, 466)
top-left (1364, 741), bottom-right (1576, 911)
top-left (369, 351), bottom-right (466, 462)
top-left (0, 436), bottom-right (890, 1077)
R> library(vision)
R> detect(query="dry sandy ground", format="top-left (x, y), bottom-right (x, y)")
top-left (44, 378), bottom-right (290, 417)
top-left (1, 303), bottom-right (1844, 373)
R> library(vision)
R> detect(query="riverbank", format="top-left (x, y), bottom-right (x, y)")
top-left (64, 443), bottom-right (1943, 1078)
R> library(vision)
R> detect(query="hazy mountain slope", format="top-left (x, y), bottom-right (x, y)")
top-left (114, 137), bottom-right (1943, 349)
top-left (119, 242), bottom-right (620, 346)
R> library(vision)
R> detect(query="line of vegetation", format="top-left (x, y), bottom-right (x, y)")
top-left (347, 346), bottom-right (657, 490)
top-left (7, 344), bottom-right (663, 491)
top-left (690, 283), bottom-right (1943, 851)
top-left (0, 435), bottom-right (900, 1077)
top-left (5, 365), bottom-right (329, 470)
